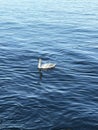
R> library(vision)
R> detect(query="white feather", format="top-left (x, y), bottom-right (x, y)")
top-left (38, 58), bottom-right (56, 70)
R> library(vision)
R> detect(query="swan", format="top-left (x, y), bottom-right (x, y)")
top-left (38, 58), bottom-right (56, 70)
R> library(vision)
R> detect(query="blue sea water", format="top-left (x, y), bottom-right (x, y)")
top-left (0, 0), bottom-right (98, 129)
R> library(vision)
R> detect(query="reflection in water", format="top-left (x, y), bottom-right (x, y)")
top-left (39, 69), bottom-right (43, 80)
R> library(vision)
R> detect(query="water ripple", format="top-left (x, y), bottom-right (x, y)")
top-left (0, 0), bottom-right (98, 129)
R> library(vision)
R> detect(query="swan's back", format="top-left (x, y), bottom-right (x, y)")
top-left (38, 58), bottom-right (56, 70)
top-left (41, 63), bottom-right (56, 69)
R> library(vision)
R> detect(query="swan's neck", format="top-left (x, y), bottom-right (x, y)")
top-left (38, 59), bottom-right (42, 69)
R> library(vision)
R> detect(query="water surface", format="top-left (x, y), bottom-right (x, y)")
top-left (0, 0), bottom-right (98, 130)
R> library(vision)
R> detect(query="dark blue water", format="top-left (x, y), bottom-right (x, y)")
top-left (0, 0), bottom-right (98, 129)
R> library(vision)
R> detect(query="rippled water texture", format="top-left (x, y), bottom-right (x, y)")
top-left (0, 0), bottom-right (98, 129)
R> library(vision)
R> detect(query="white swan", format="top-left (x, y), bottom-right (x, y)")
top-left (38, 58), bottom-right (56, 70)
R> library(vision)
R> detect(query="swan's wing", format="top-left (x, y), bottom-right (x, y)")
top-left (48, 63), bottom-right (56, 68)
top-left (41, 64), bottom-right (49, 69)
top-left (41, 63), bottom-right (56, 69)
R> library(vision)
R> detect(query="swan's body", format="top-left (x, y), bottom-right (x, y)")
top-left (38, 59), bottom-right (56, 70)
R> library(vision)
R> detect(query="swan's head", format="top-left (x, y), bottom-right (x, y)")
top-left (38, 58), bottom-right (42, 62)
